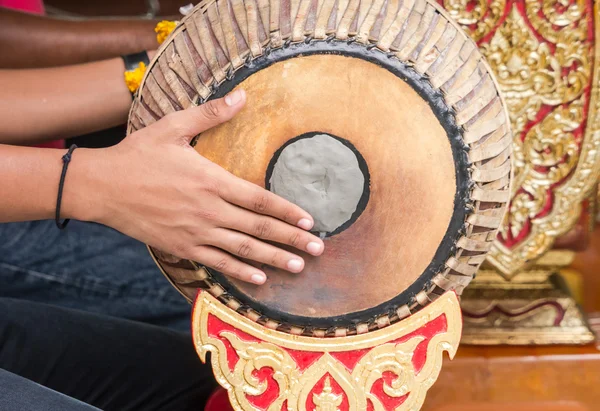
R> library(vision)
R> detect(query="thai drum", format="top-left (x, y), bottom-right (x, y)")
top-left (127, 0), bottom-right (512, 408)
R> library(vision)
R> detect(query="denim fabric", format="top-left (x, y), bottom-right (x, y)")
top-left (0, 220), bottom-right (191, 330)
top-left (0, 298), bottom-right (217, 410)
top-left (0, 369), bottom-right (100, 411)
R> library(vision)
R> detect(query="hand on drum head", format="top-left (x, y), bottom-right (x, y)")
top-left (70, 90), bottom-right (325, 285)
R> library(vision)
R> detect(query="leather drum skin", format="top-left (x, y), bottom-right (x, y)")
top-left (127, 0), bottom-right (512, 336)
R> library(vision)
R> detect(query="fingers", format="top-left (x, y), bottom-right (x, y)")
top-left (189, 245), bottom-right (267, 285)
top-left (219, 175), bottom-right (315, 230)
top-left (149, 89), bottom-right (247, 142)
top-left (224, 206), bottom-right (324, 256)
top-left (209, 229), bottom-right (307, 273)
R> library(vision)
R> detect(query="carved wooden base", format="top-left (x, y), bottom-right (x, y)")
top-left (192, 291), bottom-right (462, 411)
top-left (422, 344), bottom-right (600, 410)
top-left (460, 269), bottom-right (595, 345)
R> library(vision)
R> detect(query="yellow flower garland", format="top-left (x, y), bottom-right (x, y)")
top-left (123, 21), bottom-right (178, 94)
top-left (123, 62), bottom-right (147, 93)
top-left (155, 20), bottom-right (178, 45)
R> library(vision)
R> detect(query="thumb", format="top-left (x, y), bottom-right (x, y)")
top-left (149, 89), bottom-right (246, 142)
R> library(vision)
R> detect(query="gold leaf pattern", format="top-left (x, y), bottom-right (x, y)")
top-left (442, 0), bottom-right (600, 276)
top-left (192, 292), bottom-right (462, 411)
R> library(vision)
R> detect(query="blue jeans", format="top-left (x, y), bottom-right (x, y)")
top-left (0, 220), bottom-right (191, 330)
top-left (0, 220), bottom-right (217, 410)
top-left (0, 369), bottom-right (100, 411)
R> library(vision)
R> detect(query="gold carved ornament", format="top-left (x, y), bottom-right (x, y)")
top-left (440, 0), bottom-right (600, 276)
top-left (192, 292), bottom-right (462, 411)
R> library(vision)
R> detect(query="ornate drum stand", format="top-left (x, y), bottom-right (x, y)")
top-left (433, 0), bottom-right (600, 345)
top-left (129, 0), bottom-right (512, 406)
top-left (193, 290), bottom-right (463, 410)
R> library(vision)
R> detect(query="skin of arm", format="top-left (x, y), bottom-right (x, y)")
top-left (0, 92), bottom-right (325, 285)
top-left (36, 0), bottom-right (184, 19)
top-left (0, 7), bottom-right (160, 69)
top-left (0, 53), bottom-right (156, 144)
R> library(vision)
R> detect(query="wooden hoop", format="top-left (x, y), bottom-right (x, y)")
top-left (129, 0), bottom-right (512, 337)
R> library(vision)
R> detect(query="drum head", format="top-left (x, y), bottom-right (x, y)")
top-left (129, 0), bottom-right (512, 336)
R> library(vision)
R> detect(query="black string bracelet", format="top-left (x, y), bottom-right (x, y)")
top-left (55, 144), bottom-right (78, 230)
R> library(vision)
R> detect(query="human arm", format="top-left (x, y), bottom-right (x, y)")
top-left (0, 91), bottom-right (325, 284)
top-left (0, 55), bottom-right (153, 145)
top-left (0, 7), bottom-right (159, 68)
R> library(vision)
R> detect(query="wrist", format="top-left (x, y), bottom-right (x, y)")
top-left (60, 147), bottom-right (112, 224)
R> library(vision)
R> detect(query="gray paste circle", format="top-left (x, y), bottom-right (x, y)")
top-left (268, 133), bottom-right (368, 235)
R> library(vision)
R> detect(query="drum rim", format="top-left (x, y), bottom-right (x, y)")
top-left (194, 40), bottom-right (471, 330)
top-left (130, 0), bottom-right (513, 336)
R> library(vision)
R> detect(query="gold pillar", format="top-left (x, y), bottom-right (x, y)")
top-left (439, 0), bottom-right (600, 344)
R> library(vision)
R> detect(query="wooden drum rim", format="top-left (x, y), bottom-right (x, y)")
top-left (129, 0), bottom-right (513, 337)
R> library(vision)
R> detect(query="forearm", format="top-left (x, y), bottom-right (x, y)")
top-left (0, 8), bottom-right (158, 68)
top-left (0, 95), bottom-right (325, 286)
top-left (0, 145), bottom-right (100, 222)
top-left (0, 58), bottom-right (132, 144)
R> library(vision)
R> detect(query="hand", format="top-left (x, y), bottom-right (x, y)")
top-left (67, 90), bottom-right (325, 285)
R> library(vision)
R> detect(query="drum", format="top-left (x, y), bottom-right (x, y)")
top-left (127, 0), bottom-right (512, 337)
